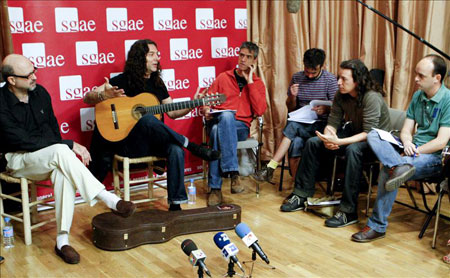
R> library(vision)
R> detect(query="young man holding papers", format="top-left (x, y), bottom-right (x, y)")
top-left (281, 59), bottom-right (391, 229)
top-left (251, 48), bottom-right (337, 183)
top-left (352, 54), bottom-right (450, 242)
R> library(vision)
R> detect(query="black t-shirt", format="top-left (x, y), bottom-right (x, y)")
top-left (109, 73), bottom-right (170, 101)
top-left (234, 69), bottom-right (247, 92)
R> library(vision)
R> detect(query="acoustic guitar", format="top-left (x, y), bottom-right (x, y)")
top-left (95, 92), bottom-right (226, 142)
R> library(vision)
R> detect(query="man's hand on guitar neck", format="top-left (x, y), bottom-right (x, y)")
top-left (195, 87), bottom-right (213, 121)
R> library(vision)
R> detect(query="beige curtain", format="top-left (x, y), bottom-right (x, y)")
top-left (0, 0), bottom-right (13, 63)
top-left (1, 0), bottom-right (13, 83)
top-left (248, 0), bottom-right (450, 160)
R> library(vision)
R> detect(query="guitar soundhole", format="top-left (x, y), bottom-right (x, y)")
top-left (132, 105), bottom-right (146, 120)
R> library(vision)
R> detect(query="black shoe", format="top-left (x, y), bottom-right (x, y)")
top-left (250, 167), bottom-right (275, 183)
top-left (187, 142), bottom-right (221, 161)
top-left (325, 211), bottom-right (358, 228)
top-left (385, 164), bottom-right (415, 191)
top-left (282, 192), bottom-right (294, 204)
top-left (351, 226), bottom-right (386, 242)
top-left (280, 194), bottom-right (306, 212)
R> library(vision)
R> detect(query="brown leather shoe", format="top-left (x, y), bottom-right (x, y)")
top-left (230, 175), bottom-right (244, 194)
top-left (55, 245), bottom-right (80, 264)
top-left (207, 189), bottom-right (223, 206)
top-left (113, 200), bottom-right (136, 218)
top-left (385, 164), bottom-right (415, 191)
top-left (351, 226), bottom-right (385, 243)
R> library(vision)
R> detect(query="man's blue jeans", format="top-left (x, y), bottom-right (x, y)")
top-left (206, 112), bottom-right (249, 189)
top-left (283, 120), bottom-right (327, 158)
top-left (118, 114), bottom-right (188, 204)
top-left (366, 130), bottom-right (442, 232)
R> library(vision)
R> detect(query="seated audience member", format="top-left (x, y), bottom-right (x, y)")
top-left (281, 59), bottom-right (391, 228)
top-left (251, 48), bottom-right (338, 182)
top-left (0, 54), bottom-right (136, 264)
top-left (352, 54), bottom-right (450, 242)
top-left (199, 41), bottom-right (267, 206)
top-left (84, 39), bottom-right (220, 211)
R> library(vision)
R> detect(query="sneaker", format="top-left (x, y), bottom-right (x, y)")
top-left (250, 167), bottom-right (275, 183)
top-left (385, 164), bottom-right (415, 191)
top-left (230, 175), bottom-right (244, 194)
top-left (280, 194), bottom-right (306, 212)
top-left (324, 211), bottom-right (358, 228)
top-left (187, 142), bottom-right (221, 161)
top-left (207, 189), bottom-right (223, 206)
top-left (351, 226), bottom-right (386, 242)
top-left (282, 192), bottom-right (294, 204)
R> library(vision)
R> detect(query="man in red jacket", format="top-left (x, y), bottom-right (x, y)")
top-left (200, 41), bottom-right (267, 206)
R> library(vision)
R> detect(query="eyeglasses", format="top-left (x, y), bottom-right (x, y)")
top-left (9, 67), bottom-right (37, 79)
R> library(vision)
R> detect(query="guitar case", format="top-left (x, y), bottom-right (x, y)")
top-left (92, 204), bottom-right (241, 251)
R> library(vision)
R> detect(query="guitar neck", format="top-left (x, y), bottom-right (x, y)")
top-left (144, 98), bottom-right (205, 115)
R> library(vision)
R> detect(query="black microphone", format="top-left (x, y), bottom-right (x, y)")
top-left (235, 223), bottom-right (270, 264)
top-left (181, 239), bottom-right (212, 277)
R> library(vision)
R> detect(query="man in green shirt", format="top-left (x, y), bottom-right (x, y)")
top-left (281, 59), bottom-right (391, 229)
top-left (352, 54), bottom-right (450, 242)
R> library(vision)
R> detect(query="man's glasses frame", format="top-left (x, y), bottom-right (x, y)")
top-left (8, 67), bottom-right (37, 79)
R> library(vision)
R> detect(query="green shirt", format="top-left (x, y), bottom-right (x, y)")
top-left (327, 90), bottom-right (391, 134)
top-left (406, 84), bottom-right (450, 151)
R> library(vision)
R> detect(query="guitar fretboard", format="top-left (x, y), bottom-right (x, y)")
top-left (144, 98), bottom-right (207, 115)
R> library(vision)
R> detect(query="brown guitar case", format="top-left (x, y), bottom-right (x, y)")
top-left (92, 204), bottom-right (241, 251)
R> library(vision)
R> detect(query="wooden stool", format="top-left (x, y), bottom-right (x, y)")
top-left (112, 155), bottom-right (167, 204)
top-left (0, 172), bottom-right (55, 245)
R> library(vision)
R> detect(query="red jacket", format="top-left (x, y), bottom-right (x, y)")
top-left (209, 69), bottom-right (267, 127)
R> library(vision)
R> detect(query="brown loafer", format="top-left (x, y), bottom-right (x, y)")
top-left (351, 226), bottom-right (385, 243)
top-left (113, 200), bottom-right (136, 218)
top-left (55, 245), bottom-right (80, 264)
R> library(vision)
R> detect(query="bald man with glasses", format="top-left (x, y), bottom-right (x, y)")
top-left (0, 54), bottom-right (136, 264)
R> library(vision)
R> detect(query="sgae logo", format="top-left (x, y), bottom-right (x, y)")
top-left (170, 38), bottom-right (203, 61)
top-left (55, 7), bottom-right (96, 33)
top-left (22, 43), bottom-right (65, 68)
top-left (59, 75), bottom-right (98, 101)
top-left (198, 66), bottom-right (216, 88)
top-left (9, 7), bottom-right (43, 33)
top-left (195, 8), bottom-right (227, 30)
top-left (234, 9), bottom-right (247, 29)
top-left (161, 69), bottom-right (190, 91)
top-left (153, 8), bottom-right (187, 31)
top-left (80, 107), bottom-right (96, 132)
top-left (210, 37), bottom-right (239, 59)
top-left (106, 8), bottom-right (144, 32)
top-left (75, 41), bottom-right (115, 66)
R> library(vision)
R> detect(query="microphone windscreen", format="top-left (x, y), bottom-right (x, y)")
top-left (235, 223), bottom-right (251, 238)
top-left (287, 0), bottom-right (301, 14)
top-left (181, 239), bottom-right (197, 256)
top-left (213, 232), bottom-right (230, 249)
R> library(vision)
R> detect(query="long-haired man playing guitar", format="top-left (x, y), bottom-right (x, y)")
top-left (84, 39), bottom-right (220, 211)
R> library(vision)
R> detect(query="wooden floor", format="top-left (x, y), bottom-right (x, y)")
top-left (1, 168), bottom-right (449, 277)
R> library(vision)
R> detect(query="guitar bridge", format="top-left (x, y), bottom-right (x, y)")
top-left (111, 104), bottom-right (119, 129)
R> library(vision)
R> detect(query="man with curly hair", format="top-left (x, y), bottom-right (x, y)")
top-left (85, 39), bottom-right (220, 211)
top-left (280, 59), bottom-right (391, 229)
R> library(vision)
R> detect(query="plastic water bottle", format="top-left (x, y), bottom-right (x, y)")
top-left (188, 179), bottom-right (196, 205)
top-left (3, 217), bottom-right (15, 248)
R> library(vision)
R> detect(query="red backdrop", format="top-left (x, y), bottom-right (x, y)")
top-left (7, 0), bottom-right (247, 194)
